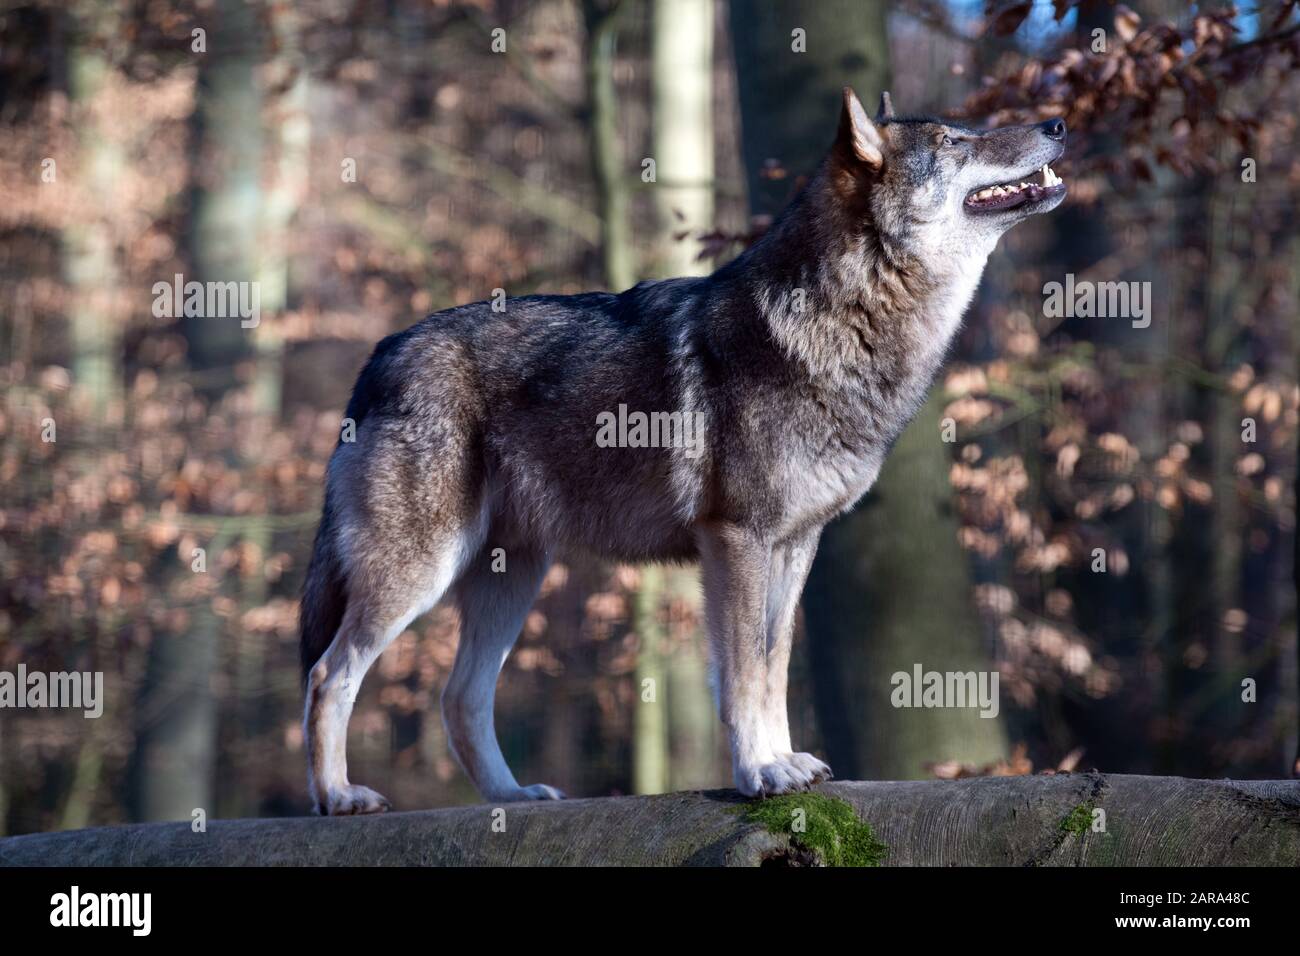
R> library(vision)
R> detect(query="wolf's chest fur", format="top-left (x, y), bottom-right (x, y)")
top-left (698, 244), bottom-right (987, 537)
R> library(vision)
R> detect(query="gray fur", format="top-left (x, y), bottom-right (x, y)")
top-left (300, 88), bottom-right (1067, 813)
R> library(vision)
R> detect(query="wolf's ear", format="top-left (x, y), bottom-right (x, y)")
top-left (838, 87), bottom-right (885, 170)
top-left (876, 91), bottom-right (895, 123)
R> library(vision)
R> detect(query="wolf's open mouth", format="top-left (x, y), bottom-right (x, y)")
top-left (965, 164), bottom-right (1065, 213)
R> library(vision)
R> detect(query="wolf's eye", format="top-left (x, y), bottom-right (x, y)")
top-left (940, 134), bottom-right (954, 148)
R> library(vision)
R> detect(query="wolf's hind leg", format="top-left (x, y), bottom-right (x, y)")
top-left (306, 548), bottom-right (465, 815)
top-left (443, 545), bottom-right (561, 802)
top-left (764, 530), bottom-right (831, 786)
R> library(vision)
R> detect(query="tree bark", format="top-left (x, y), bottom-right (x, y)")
top-left (4, 775), bottom-right (1296, 866)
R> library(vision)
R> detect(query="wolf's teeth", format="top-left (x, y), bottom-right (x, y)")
top-left (993, 186), bottom-right (1006, 196)
top-left (978, 188), bottom-right (993, 199)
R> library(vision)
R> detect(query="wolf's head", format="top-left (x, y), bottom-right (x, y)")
top-left (831, 87), bottom-right (1066, 264)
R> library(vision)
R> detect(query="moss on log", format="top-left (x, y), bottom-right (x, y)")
top-left (2, 774), bottom-right (1297, 867)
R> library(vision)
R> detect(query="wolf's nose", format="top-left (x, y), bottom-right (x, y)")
top-left (1040, 118), bottom-right (1066, 141)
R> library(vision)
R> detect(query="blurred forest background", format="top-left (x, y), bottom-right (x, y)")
top-left (0, 0), bottom-right (1297, 835)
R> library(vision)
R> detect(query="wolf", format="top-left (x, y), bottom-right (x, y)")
top-left (300, 88), bottom-right (1067, 814)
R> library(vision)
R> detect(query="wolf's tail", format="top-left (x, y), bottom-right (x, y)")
top-left (300, 504), bottom-right (347, 684)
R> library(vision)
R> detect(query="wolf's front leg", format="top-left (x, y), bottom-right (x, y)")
top-left (697, 522), bottom-right (809, 797)
top-left (764, 531), bottom-right (832, 786)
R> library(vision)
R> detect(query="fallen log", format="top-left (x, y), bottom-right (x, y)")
top-left (2, 774), bottom-right (1297, 866)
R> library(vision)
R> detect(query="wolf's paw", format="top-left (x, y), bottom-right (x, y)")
top-left (493, 783), bottom-right (566, 802)
top-left (319, 783), bottom-right (391, 816)
top-left (784, 752), bottom-right (833, 784)
top-left (735, 756), bottom-right (815, 797)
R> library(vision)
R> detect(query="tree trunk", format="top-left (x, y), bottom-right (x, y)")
top-left (181, 0), bottom-right (263, 387)
top-left (804, 396), bottom-right (1009, 778)
top-left (652, 0), bottom-right (714, 277)
top-left (730, 0), bottom-right (887, 218)
top-left (226, 4), bottom-right (307, 817)
top-left (64, 2), bottom-right (125, 425)
top-left (6, 775), bottom-right (1297, 866)
top-left (632, 566), bottom-right (671, 794)
top-left (55, 4), bottom-right (125, 828)
top-left (640, 0), bottom-right (720, 793)
top-left (132, 0), bottom-right (263, 823)
top-left (730, 0), bottom-right (1007, 780)
top-left (582, 0), bottom-right (635, 292)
